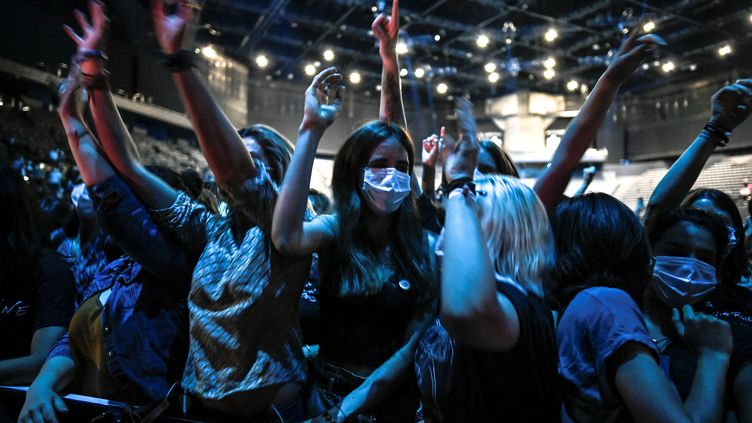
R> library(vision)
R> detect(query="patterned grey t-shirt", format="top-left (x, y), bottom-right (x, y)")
top-left (151, 172), bottom-right (311, 401)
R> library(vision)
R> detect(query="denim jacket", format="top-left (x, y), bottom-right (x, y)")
top-left (49, 176), bottom-right (192, 404)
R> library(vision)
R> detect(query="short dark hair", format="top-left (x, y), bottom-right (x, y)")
top-left (646, 208), bottom-right (728, 269)
top-left (682, 188), bottom-right (747, 285)
top-left (551, 192), bottom-right (652, 309)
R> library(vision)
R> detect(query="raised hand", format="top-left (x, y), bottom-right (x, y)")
top-left (371, 0), bottom-right (399, 57)
top-left (422, 133), bottom-right (441, 168)
top-left (442, 98), bottom-right (479, 184)
top-left (151, 0), bottom-right (199, 55)
top-left (63, 0), bottom-right (108, 53)
top-left (302, 67), bottom-right (345, 131)
top-left (604, 28), bottom-right (666, 86)
top-left (709, 79), bottom-right (752, 131)
top-left (673, 305), bottom-right (733, 356)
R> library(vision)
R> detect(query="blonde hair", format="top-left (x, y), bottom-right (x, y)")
top-left (475, 175), bottom-right (554, 297)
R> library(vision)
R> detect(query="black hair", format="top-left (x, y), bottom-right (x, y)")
top-left (180, 168), bottom-right (204, 199)
top-left (646, 208), bottom-right (728, 270)
top-left (308, 188), bottom-right (333, 215)
top-left (238, 124), bottom-right (294, 186)
top-left (682, 188), bottom-right (748, 285)
top-left (0, 166), bottom-right (50, 287)
top-left (551, 192), bottom-right (652, 309)
top-left (479, 140), bottom-right (520, 178)
top-left (146, 165), bottom-right (187, 192)
top-left (327, 120), bottom-right (435, 303)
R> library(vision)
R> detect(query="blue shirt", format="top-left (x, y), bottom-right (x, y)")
top-left (49, 175), bottom-right (192, 404)
top-left (557, 287), bottom-right (659, 423)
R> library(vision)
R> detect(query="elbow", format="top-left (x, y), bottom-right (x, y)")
top-left (439, 302), bottom-right (496, 339)
top-left (271, 230), bottom-right (300, 257)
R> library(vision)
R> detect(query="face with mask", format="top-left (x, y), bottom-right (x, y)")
top-left (650, 220), bottom-right (720, 307)
top-left (360, 136), bottom-right (411, 216)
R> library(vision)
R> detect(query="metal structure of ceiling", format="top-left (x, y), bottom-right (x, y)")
top-left (190, 0), bottom-right (752, 99)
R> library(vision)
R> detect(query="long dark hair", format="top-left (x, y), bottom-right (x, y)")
top-left (681, 188), bottom-right (748, 285)
top-left (328, 120), bottom-right (435, 303)
top-left (551, 193), bottom-right (652, 309)
top-left (0, 166), bottom-right (50, 287)
top-left (479, 140), bottom-right (519, 178)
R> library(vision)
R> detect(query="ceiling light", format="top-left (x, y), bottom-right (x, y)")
top-left (484, 62), bottom-right (497, 73)
top-left (476, 34), bottom-right (490, 48)
top-left (304, 64), bottom-right (316, 76)
top-left (505, 38), bottom-right (512, 45)
top-left (349, 71), bottom-right (361, 84)
top-left (371, 5), bottom-right (378, 12)
top-left (400, 68), bottom-right (408, 77)
top-left (544, 28), bottom-right (558, 42)
top-left (255, 54), bottom-right (269, 68)
top-left (323, 49), bottom-right (335, 61)
top-left (689, 64), bottom-right (698, 71)
top-left (580, 84), bottom-right (588, 94)
top-left (543, 68), bottom-right (555, 80)
top-left (567, 80), bottom-right (579, 91)
top-left (642, 63), bottom-right (650, 70)
top-left (661, 61), bottom-right (675, 73)
top-left (488, 72), bottom-right (500, 83)
top-left (718, 44), bottom-right (732, 57)
top-left (201, 46), bottom-right (218, 59)
top-left (415, 68), bottom-right (425, 78)
top-left (434, 34), bottom-right (441, 42)
top-left (642, 21), bottom-right (656, 32)
top-left (396, 41), bottom-right (409, 55)
top-left (543, 57), bottom-right (557, 69)
top-left (436, 82), bottom-right (448, 94)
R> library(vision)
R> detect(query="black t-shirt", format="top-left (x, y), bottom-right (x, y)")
top-left (415, 280), bottom-right (560, 422)
top-left (1, 250), bottom-right (75, 359)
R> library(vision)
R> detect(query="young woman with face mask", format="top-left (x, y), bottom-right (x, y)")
top-left (645, 209), bottom-right (752, 422)
top-left (552, 193), bottom-right (733, 423)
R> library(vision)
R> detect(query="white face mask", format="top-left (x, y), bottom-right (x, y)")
top-left (361, 167), bottom-right (411, 216)
top-left (651, 255), bottom-right (718, 307)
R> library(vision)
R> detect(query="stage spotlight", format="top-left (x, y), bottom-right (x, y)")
top-left (543, 57), bottom-right (556, 69)
top-left (255, 54), bottom-right (269, 68)
top-left (415, 68), bottom-right (425, 78)
top-left (349, 71), bottom-right (361, 84)
top-left (201, 46), bottom-right (218, 59)
top-left (436, 82), bottom-right (448, 94)
top-left (304, 64), bottom-right (317, 76)
top-left (323, 49), bottom-right (335, 62)
top-left (661, 61), bottom-right (675, 73)
top-left (642, 21), bottom-right (656, 33)
top-left (544, 28), bottom-right (558, 42)
top-left (476, 34), bottom-right (490, 48)
top-left (396, 41), bottom-right (409, 55)
top-left (567, 80), bottom-right (579, 91)
top-left (543, 68), bottom-right (555, 80)
top-left (484, 62), bottom-right (497, 73)
top-left (718, 45), bottom-right (732, 57)
top-left (488, 72), bottom-right (500, 83)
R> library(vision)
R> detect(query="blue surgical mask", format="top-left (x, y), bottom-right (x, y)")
top-left (651, 256), bottom-right (718, 307)
top-left (361, 167), bottom-right (411, 216)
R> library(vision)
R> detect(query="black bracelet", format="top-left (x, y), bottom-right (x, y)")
top-left (80, 70), bottom-right (110, 91)
top-left (703, 121), bottom-right (731, 147)
top-left (161, 50), bottom-right (196, 72)
top-left (445, 177), bottom-right (475, 196)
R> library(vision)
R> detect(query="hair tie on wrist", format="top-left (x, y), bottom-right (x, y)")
top-left (80, 70), bottom-right (110, 91)
top-left (703, 121), bottom-right (731, 147)
top-left (75, 49), bottom-right (109, 64)
top-left (161, 50), bottom-right (196, 72)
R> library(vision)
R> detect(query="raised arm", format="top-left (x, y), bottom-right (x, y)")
top-left (534, 30), bottom-right (666, 212)
top-left (437, 99), bottom-right (518, 350)
top-left (420, 130), bottom-right (441, 200)
top-left (372, 0), bottom-right (406, 127)
top-left (272, 68), bottom-right (343, 256)
top-left (64, 0), bottom-right (177, 209)
top-left (647, 80), bottom-right (752, 213)
top-left (151, 0), bottom-right (256, 186)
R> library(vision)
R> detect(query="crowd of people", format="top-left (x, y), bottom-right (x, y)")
top-left (2, 0), bottom-right (752, 422)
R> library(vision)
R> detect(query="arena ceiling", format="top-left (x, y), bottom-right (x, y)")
top-left (186, 0), bottom-right (752, 98)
